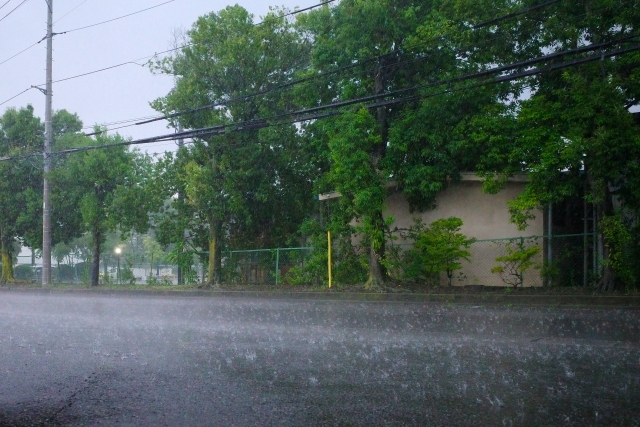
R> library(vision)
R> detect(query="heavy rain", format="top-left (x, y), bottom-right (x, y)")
top-left (0, 291), bottom-right (638, 426)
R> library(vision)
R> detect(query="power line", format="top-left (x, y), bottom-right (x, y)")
top-left (473, 0), bottom-right (562, 28)
top-left (0, 0), bottom-right (338, 100)
top-left (0, 87), bottom-right (32, 106)
top-left (0, 40), bottom-right (39, 67)
top-left (53, 0), bottom-right (89, 24)
top-left (41, 43), bottom-right (640, 158)
top-left (57, 0), bottom-right (176, 34)
top-left (269, 0), bottom-right (336, 21)
top-left (52, 60), bottom-right (146, 84)
top-left (1, 42), bottom-right (637, 164)
top-left (0, 0), bottom-right (13, 12)
top-left (0, 0), bottom-right (619, 121)
top-left (0, 0), bottom-right (566, 107)
top-left (0, 0), bottom-right (27, 24)
top-left (81, 114), bottom-right (160, 130)
top-left (88, 0), bottom-right (586, 131)
top-left (135, 34), bottom-right (640, 127)
top-left (0, 3), bottom-right (187, 69)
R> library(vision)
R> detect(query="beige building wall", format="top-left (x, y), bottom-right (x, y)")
top-left (384, 174), bottom-right (544, 286)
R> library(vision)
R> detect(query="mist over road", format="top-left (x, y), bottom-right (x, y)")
top-left (0, 291), bottom-right (638, 426)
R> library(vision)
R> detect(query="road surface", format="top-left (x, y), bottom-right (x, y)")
top-left (0, 291), bottom-right (638, 426)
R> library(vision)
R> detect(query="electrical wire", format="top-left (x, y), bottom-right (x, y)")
top-left (0, 3), bottom-right (190, 69)
top-left (0, 40), bottom-right (39, 67)
top-left (473, 0), bottom-right (562, 28)
top-left (0, 0), bottom-right (27, 24)
top-left (54, 0), bottom-right (89, 24)
top-left (87, 0), bottom-right (591, 131)
top-left (263, 0), bottom-right (337, 22)
top-left (0, 0), bottom-right (622, 126)
top-left (135, 34), bottom-right (640, 127)
top-left (0, 0), bottom-right (12, 12)
top-left (84, 27), bottom-right (634, 135)
top-left (33, 42), bottom-right (638, 159)
top-left (0, 0), bottom-right (565, 103)
top-left (52, 60), bottom-right (146, 84)
top-left (57, 0), bottom-right (176, 34)
top-left (0, 40), bottom-right (621, 163)
top-left (80, 114), bottom-right (161, 130)
top-left (2, 0), bottom-right (337, 97)
top-left (0, 87), bottom-right (31, 107)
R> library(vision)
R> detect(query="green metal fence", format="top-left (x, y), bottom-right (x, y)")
top-left (223, 247), bottom-right (313, 285)
top-left (10, 234), bottom-right (596, 287)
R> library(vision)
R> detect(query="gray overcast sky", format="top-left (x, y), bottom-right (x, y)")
top-left (0, 0), bottom-right (321, 155)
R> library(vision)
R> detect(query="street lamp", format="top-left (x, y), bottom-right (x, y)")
top-left (114, 247), bottom-right (122, 285)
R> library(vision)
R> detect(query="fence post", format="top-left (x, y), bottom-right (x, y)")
top-left (547, 204), bottom-right (553, 286)
top-left (583, 195), bottom-right (588, 287)
top-left (275, 249), bottom-right (280, 286)
top-left (328, 231), bottom-right (332, 288)
top-left (520, 236), bottom-right (525, 286)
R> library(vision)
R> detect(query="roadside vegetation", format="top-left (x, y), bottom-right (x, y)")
top-left (1, 0), bottom-right (639, 292)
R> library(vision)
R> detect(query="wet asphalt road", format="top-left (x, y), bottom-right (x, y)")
top-left (0, 291), bottom-right (638, 427)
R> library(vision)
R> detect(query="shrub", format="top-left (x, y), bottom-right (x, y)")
top-left (413, 218), bottom-right (475, 286)
top-left (491, 238), bottom-right (541, 288)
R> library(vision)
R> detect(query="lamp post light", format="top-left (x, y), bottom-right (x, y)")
top-left (114, 247), bottom-right (122, 285)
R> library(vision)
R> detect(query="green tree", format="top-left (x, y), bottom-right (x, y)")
top-left (50, 132), bottom-right (154, 286)
top-left (0, 105), bottom-right (43, 282)
top-left (150, 148), bottom-right (207, 284)
top-left (299, 0), bottom-right (508, 288)
top-left (469, 0), bottom-right (640, 291)
top-left (142, 234), bottom-right (166, 278)
top-left (0, 106), bottom-right (83, 283)
top-left (298, 0), bottom-right (430, 288)
top-left (150, 5), bottom-right (314, 286)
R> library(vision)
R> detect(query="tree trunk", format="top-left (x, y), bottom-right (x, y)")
top-left (1, 238), bottom-right (14, 283)
top-left (366, 211), bottom-right (386, 289)
top-left (599, 240), bottom-right (616, 292)
top-left (91, 230), bottom-right (101, 287)
top-left (595, 182), bottom-right (617, 292)
top-left (364, 59), bottom-right (391, 289)
top-left (207, 219), bottom-right (222, 287)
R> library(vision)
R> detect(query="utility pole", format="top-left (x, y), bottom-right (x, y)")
top-left (42, 0), bottom-right (53, 287)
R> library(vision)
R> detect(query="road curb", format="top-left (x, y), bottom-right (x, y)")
top-left (1, 286), bottom-right (639, 307)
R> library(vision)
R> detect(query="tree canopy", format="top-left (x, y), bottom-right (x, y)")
top-left (50, 132), bottom-right (155, 286)
top-left (150, 5), bottom-right (317, 285)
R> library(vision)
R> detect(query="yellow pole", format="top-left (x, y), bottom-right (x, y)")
top-left (327, 230), bottom-right (332, 288)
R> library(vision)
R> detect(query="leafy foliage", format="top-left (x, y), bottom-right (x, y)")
top-left (150, 5), bottom-right (316, 285)
top-left (600, 214), bottom-right (635, 287)
top-left (50, 132), bottom-right (155, 286)
top-left (491, 238), bottom-right (541, 288)
top-left (414, 218), bottom-right (475, 286)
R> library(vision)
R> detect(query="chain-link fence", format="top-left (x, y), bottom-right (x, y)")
top-left (9, 234), bottom-right (595, 287)
top-left (12, 256), bottom-right (193, 286)
top-left (222, 247), bottom-right (313, 285)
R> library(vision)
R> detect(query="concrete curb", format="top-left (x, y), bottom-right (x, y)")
top-left (1, 286), bottom-right (639, 307)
